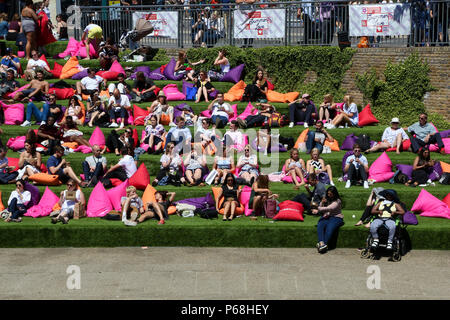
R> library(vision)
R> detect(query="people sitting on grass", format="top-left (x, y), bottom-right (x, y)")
top-left (194, 118), bottom-right (220, 150)
top-left (13, 69), bottom-right (49, 102)
top-left (108, 88), bottom-right (131, 128)
top-left (105, 127), bottom-right (135, 156)
top-left (237, 102), bottom-right (275, 129)
top-left (365, 117), bottom-right (409, 155)
top-left (47, 145), bottom-right (87, 187)
top-left (306, 120), bottom-right (334, 154)
top-left (208, 49), bottom-right (230, 81)
top-left (180, 105), bottom-right (197, 126)
top-left (318, 94), bottom-right (338, 124)
top-left (63, 96), bottom-right (83, 125)
top-left (370, 189), bottom-right (405, 251)
top-left (249, 175), bottom-right (278, 216)
top-left (16, 140), bottom-right (41, 181)
top-left (344, 143), bottom-right (369, 189)
top-left (330, 95), bottom-right (358, 129)
top-left (0, 69), bottom-right (19, 98)
top-left (405, 147), bottom-right (435, 187)
top-left (44, 93), bottom-right (63, 121)
top-left (0, 48), bottom-right (20, 77)
top-left (131, 71), bottom-right (157, 103)
top-left (36, 116), bottom-right (62, 156)
top-left (3, 179), bottom-right (30, 223)
top-left (98, 37), bottom-right (119, 70)
top-left (174, 50), bottom-right (205, 81)
top-left (86, 91), bottom-right (107, 127)
top-left (51, 179), bottom-right (86, 225)
top-left (256, 127), bottom-right (295, 155)
top-left (195, 70), bottom-right (215, 103)
top-left (142, 115), bottom-right (166, 155)
top-left (24, 50), bottom-right (52, 80)
top-left (81, 23), bottom-right (103, 60)
top-left (152, 142), bottom-right (185, 187)
top-left (288, 93), bottom-right (315, 128)
top-left (61, 116), bottom-right (92, 148)
top-left (120, 185), bottom-right (144, 227)
top-left (0, 147), bottom-right (18, 184)
top-left (306, 148), bottom-right (335, 186)
top-left (139, 191), bottom-right (176, 225)
top-left (82, 145), bottom-right (107, 187)
top-left (292, 172), bottom-right (327, 215)
top-left (213, 145), bottom-right (235, 185)
top-left (237, 145), bottom-right (259, 185)
top-left (241, 68), bottom-right (268, 103)
top-left (76, 68), bottom-right (107, 96)
top-left (183, 146), bottom-right (207, 186)
top-left (21, 100), bottom-right (50, 127)
top-left (312, 186), bottom-right (344, 254)
top-left (166, 116), bottom-right (192, 154)
top-left (148, 92), bottom-right (174, 126)
top-left (216, 173), bottom-right (241, 221)
top-left (404, 113), bottom-right (445, 154)
top-left (223, 120), bottom-right (244, 149)
top-left (208, 92), bottom-right (233, 129)
top-left (108, 73), bottom-right (131, 97)
top-left (284, 148), bottom-right (306, 189)
top-left (102, 147), bottom-right (137, 188)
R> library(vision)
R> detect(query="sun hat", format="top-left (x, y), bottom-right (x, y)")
top-left (302, 93), bottom-right (310, 99)
top-left (391, 117), bottom-right (400, 123)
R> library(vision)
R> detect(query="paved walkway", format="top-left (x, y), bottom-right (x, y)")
top-left (0, 248), bottom-right (448, 300)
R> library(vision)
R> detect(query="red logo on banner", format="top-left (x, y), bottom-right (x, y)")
top-left (145, 14), bottom-right (157, 20)
top-left (154, 30), bottom-right (159, 36)
top-left (246, 24), bottom-right (250, 30)
top-left (362, 20), bottom-right (367, 27)
top-left (257, 29), bottom-right (263, 36)
top-left (248, 11), bottom-right (261, 19)
top-left (367, 7), bottom-right (381, 14)
top-left (376, 26), bottom-right (383, 32)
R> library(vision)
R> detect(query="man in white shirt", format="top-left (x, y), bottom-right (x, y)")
top-left (82, 145), bottom-right (107, 187)
top-left (166, 116), bottom-right (192, 154)
top-left (224, 120), bottom-right (244, 148)
top-left (76, 68), bottom-right (107, 96)
top-left (344, 144), bottom-right (369, 189)
top-left (108, 89), bottom-right (131, 128)
top-left (365, 117), bottom-right (409, 154)
top-left (101, 147), bottom-right (137, 188)
top-left (208, 93), bottom-right (234, 128)
top-left (24, 50), bottom-right (52, 80)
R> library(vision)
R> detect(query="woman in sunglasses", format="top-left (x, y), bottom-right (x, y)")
top-left (51, 179), bottom-right (85, 224)
top-left (183, 145), bottom-right (207, 186)
top-left (236, 144), bottom-right (259, 185)
top-left (213, 145), bottom-right (235, 185)
top-left (216, 173), bottom-right (241, 221)
top-left (4, 179), bottom-right (30, 222)
top-left (105, 127), bottom-right (135, 156)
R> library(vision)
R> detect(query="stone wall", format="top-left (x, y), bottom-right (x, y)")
top-left (342, 47), bottom-right (450, 120)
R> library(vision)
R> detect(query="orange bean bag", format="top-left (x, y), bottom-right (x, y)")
top-left (294, 128), bottom-right (309, 149)
top-left (266, 90), bottom-right (299, 103)
top-left (441, 161), bottom-right (450, 173)
top-left (28, 173), bottom-right (62, 186)
top-left (211, 186), bottom-right (245, 215)
top-left (60, 56), bottom-right (83, 80)
top-left (224, 80), bottom-right (246, 102)
top-left (142, 184), bottom-right (157, 208)
top-left (160, 113), bottom-right (171, 126)
top-left (324, 139), bottom-right (340, 151)
top-left (0, 190), bottom-right (5, 211)
top-left (168, 206), bottom-right (177, 215)
top-left (62, 142), bottom-right (79, 149)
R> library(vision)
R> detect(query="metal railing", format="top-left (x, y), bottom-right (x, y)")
top-left (72, 1), bottom-right (450, 49)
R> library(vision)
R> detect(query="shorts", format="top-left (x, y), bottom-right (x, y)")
top-left (21, 89), bottom-right (44, 101)
top-left (87, 26), bottom-right (103, 40)
top-left (57, 170), bottom-right (70, 184)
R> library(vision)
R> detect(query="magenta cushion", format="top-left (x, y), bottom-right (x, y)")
top-left (7, 84), bottom-right (28, 99)
top-left (109, 60), bottom-right (125, 75)
top-left (58, 37), bottom-right (79, 58)
top-left (228, 104), bottom-right (238, 121)
top-left (238, 102), bottom-right (258, 120)
top-left (7, 136), bottom-right (26, 151)
top-left (163, 58), bottom-right (184, 81)
top-left (412, 189), bottom-right (450, 219)
top-left (369, 152), bottom-right (394, 182)
top-left (162, 83), bottom-right (186, 101)
top-left (87, 182), bottom-right (113, 217)
top-left (1, 102), bottom-right (24, 125)
top-left (240, 186), bottom-right (253, 216)
top-left (221, 64), bottom-right (244, 83)
top-left (24, 186), bottom-right (60, 218)
top-left (89, 126), bottom-right (106, 146)
top-left (107, 179), bottom-right (129, 211)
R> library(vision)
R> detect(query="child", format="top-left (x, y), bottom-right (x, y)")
top-left (121, 186), bottom-right (144, 226)
top-left (139, 191), bottom-right (176, 225)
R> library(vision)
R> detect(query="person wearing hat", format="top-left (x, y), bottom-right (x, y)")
top-left (354, 187), bottom-right (385, 227)
top-left (131, 71), bottom-right (157, 103)
top-left (0, 48), bottom-right (20, 77)
top-left (288, 93), bottom-right (316, 128)
top-left (365, 117), bottom-right (409, 155)
top-left (148, 91), bottom-right (175, 126)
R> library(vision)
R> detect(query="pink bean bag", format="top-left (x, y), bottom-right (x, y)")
top-left (25, 186), bottom-right (60, 218)
top-left (109, 60), bottom-right (125, 75)
top-left (162, 84), bottom-right (186, 101)
top-left (7, 84), bottom-right (29, 99)
top-left (7, 136), bottom-right (26, 151)
top-left (281, 164), bottom-right (304, 184)
top-left (0, 101), bottom-right (24, 125)
top-left (228, 104), bottom-right (238, 121)
top-left (237, 102), bottom-right (258, 120)
top-left (57, 37), bottom-right (80, 58)
top-left (107, 179), bottom-right (129, 211)
top-left (240, 185), bottom-right (254, 216)
top-left (428, 138), bottom-right (450, 154)
top-left (88, 126), bottom-right (106, 146)
top-left (228, 133), bottom-right (247, 152)
top-left (86, 182), bottom-right (113, 217)
top-left (73, 145), bottom-right (92, 154)
top-left (76, 41), bottom-right (98, 59)
top-left (368, 152), bottom-right (395, 182)
top-left (411, 189), bottom-right (450, 219)
top-left (200, 109), bottom-right (212, 117)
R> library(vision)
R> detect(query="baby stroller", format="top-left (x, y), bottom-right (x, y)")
top-left (360, 216), bottom-right (409, 262)
top-left (120, 18), bottom-right (155, 56)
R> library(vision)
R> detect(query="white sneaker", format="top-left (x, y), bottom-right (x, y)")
top-left (304, 123), bottom-right (309, 128)
top-left (327, 124), bottom-right (336, 129)
top-left (54, 123), bottom-right (60, 127)
top-left (363, 181), bottom-right (369, 189)
top-left (169, 122), bottom-right (176, 127)
top-left (40, 121), bottom-right (46, 126)
top-left (330, 180), bottom-right (335, 186)
top-left (109, 122), bottom-right (119, 128)
top-left (289, 122), bottom-right (294, 128)
top-left (20, 120), bottom-right (31, 127)
top-left (345, 180), bottom-right (351, 188)
top-left (123, 219), bottom-right (137, 227)
top-left (338, 125), bottom-right (344, 129)
top-left (119, 122), bottom-right (124, 129)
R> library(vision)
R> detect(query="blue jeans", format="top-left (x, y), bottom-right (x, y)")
top-left (26, 102), bottom-right (50, 122)
top-left (317, 216), bottom-right (344, 245)
top-left (306, 131), bottom-right (324, 154)
top-left (8, 198), bottom-right (27, 220)
top-left (211, 115), bottom-right (228, 128)
top-left (82, 161), bottom-right (104, 182)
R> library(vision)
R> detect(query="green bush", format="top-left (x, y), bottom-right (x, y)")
top-left (356, 53), bottom-right (441, 127)
top-left (187, 46), bottom-right (355, 105)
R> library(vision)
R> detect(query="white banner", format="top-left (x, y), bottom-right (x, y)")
top-left (234, 9), bottom-right (285, 39)
top-left (349, 4), bottom-right (411, 36)
top-left (132, 11), bottom-right (178, 39)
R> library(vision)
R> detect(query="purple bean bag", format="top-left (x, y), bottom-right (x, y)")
top-left (176, 193), bottom-right (215, 210)
top-left (149, 66), bottom-right (166, 80)
top-left (429, 161), bottom-right (443, 181)
top-left (396, 164), bottom-right (413, 180)
top-left (250, 138), bottom-right (287, 152)
top-left (129, 66), bottom-right (152, 80)
top-left (71, 69), bottom-right (88, 80)
top-left (24, 182), bottom-right (41, 209)
top-left (440, 129), bottom-right (450, 138)
top-left (341, 134), bottom-right (358, 150)
top-left (182, 80), bottom-right (194, 96)
top-left (163, 58), bottom-right (184, 81)
top-left (173, 103), bottom-right (193, 119)
top-left (221, 64), bottom-right (244, 83)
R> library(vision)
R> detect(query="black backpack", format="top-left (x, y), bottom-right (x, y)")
top-left (356, 134), bottom-right (371, 152)
top-left (394, 171), bottom-right (409, 184)
top-left (195, 208), bottom-right (218, 219)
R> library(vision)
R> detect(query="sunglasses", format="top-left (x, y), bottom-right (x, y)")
top-left (354, 149), bottom-right (361, 152)
top-left (420, 117), bottom-right (427, 120)
top-left (67, 184), bottom-right (74, 187)
top-left (16, 184), bottom-right (23, 187)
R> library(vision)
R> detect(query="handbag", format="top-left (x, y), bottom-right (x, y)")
top-left (264, 198), bottom-right (278, 219)
top-left (402, 211), bottom-right (418, 225)
top-left (205, 169), bottom-right (218, 185)
top-left (73, 202), bottom-right (86, 220)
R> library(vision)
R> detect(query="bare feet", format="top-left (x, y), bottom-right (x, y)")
top-left (354, 220), bottom-right (363, 226)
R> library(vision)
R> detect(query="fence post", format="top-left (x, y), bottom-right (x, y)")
top-left (229, 7), bottom-right (234, 46)
top-left (285, 6), bottom-right (289, 46)
top-left (178, 7), bottom-right (183, 48)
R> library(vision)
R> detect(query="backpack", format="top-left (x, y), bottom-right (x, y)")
top-left (440, 172), bottom-right (450, 185)
top-left (265, 112), bottom-right (289, 128)
top-left (356, 134), bottom-right (371, 152)
top-left (393, 171), bottom-right (409, 184)
top-left (195, 207), bottom-right (218, 219)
